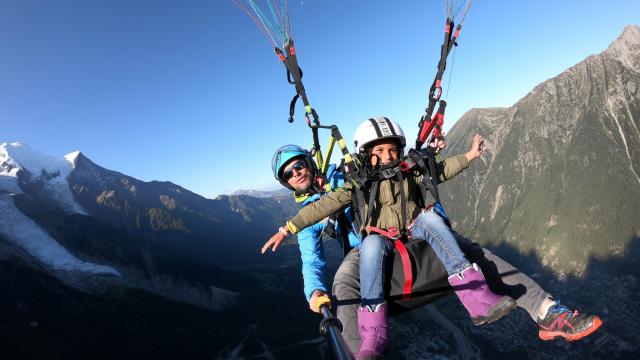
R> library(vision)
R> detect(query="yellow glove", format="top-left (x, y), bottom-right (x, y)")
top-left (309, 290), bottom-right (331, 313)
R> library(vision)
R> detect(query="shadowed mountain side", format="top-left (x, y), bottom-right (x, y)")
top-left (0, 236), bottom-right (339, 360)
top-left (67, 152), bottom-right (297, 267)
top-left (438, 25), bottom-right (640, 274)
top-left (1, 231), bottom-right (638, 359)
top-left (0, 256), bottom-right (312, 360)
top-left (10, 190), bottom-right (295, 299)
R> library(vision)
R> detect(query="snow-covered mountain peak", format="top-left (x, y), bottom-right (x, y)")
top-left (1, 143), bottom-right (24, 193)
top-left (1, 142), bottom-right (77, 176)
top-left (0, 144), bottom-right (117, 277)
top-left (64, 150), bottom-right (82, 167)
top-left (0, 142), bottom-right (86, 214)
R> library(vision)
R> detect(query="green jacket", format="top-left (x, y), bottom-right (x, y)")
top-left (286, 154), bottom-right (469, 234)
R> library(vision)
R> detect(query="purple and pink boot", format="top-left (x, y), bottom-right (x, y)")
top-left (355, 303), bottom-right (388, 360)
top-left (448, 263), bottom-right (517, 325)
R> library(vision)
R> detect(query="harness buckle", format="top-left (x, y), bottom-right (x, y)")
top-left (366, 226), bottom-right (402, 240)
top-left (386, 226), bottom-right (401, 239)
top-left (380, 167), bottom-right (397, 179)
top-left (399, 158), bottom-right (416, 172)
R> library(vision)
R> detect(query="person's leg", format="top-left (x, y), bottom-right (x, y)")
top-left (411, 210), bottom-right (516, 325)
top-left (356, 235), bottom-right (394, 358)
top-left (359, 235), bottom-right (394, 306)
top-left (332, 248), bottom-right (361, 353)
top-left (455, 233), bottom-right (550, 320)
top-left (455, 233), bottom-right (602, 340)
top-left (410, 210), bottom-right (470, 276)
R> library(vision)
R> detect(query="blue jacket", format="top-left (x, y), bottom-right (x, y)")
top-left (297, 164), bottom-right (361, 300)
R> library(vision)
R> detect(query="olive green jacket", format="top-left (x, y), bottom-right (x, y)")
top-left (286, 154), bottom-right (469, 234)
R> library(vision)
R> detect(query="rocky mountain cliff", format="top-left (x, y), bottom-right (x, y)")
top-left (0, 142), bottom-right (301, 311)
top-left (440, 25), bottom-right (640, 273)
top-left (67, 151), bottom-right (296, 266)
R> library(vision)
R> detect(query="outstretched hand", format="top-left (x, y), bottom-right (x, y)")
top-left (465, 134), bottom-right (484, 162)
top-left (261, 229), bottom-right (287, 254)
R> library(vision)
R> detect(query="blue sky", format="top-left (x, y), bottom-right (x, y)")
top-left (1, 0), bottom-right (638, 198)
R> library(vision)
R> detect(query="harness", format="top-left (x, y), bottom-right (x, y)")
top-left (341, 148), bottom-right (452, 300)
top-left (346, 148), bottom-right (447, 232)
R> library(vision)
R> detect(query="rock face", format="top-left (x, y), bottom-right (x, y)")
top-left (440, 25), bottom-right (640, 273)
top-left (67, 152), bottom-right (295, 267)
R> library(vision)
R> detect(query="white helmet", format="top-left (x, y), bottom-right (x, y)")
top-left (353, 117), bottom-right (406, 153)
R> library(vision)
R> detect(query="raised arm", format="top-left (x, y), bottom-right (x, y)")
top-left (436, 133), bottom-right (484, 183)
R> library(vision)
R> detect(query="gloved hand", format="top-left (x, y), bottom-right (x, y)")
top-left (309, 290), bottom-right (331, 313)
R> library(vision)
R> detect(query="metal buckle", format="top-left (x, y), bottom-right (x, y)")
top-left (386, 226), bottom-right (401, 240)
top-left (380, 167), bottom-right (397, 179)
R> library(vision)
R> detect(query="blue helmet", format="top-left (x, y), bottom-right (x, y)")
top-left (271, 144), bottom-right (317, 190)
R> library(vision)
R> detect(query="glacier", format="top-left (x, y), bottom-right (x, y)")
top-left (0, 194), bottom-right (120, 275)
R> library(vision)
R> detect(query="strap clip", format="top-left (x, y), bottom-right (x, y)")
top-left (366, 226), bottom-right (401, 240)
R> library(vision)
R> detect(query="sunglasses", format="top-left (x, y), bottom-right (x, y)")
top-left (282, 159), bottom-right (308, 181)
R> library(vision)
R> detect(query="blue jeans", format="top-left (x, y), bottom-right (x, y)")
top-left (359, 210), bottom-right (471, 306)
top-left (358, 234), bottom-right (394, 306)
top-left (411, 210), bottom-right (471, 276)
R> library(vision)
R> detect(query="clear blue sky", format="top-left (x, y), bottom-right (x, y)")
top-left (1, 1), bottom-right (638, 197)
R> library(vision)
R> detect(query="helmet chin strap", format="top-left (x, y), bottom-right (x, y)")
top-left (314, 174), bottom-right (327, 191)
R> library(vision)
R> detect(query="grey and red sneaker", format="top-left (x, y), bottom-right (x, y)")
top-left (537, 301), bottom-right (603, 341)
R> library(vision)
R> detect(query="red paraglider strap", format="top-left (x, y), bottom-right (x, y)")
top-left (394, 239), bottom-right (413, 301)
top-left (366, 226), bottom-right (413, 300)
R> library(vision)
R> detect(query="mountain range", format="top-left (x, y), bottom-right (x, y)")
top-left (1, 25), bottom-right (640, 360)
top-left (0, 141), bottom-right (325, 359)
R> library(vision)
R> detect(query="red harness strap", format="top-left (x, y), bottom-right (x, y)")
top-left (366, 226), bottom-right (413, 301)
top-left (393, 239), bottom-right (413, 300)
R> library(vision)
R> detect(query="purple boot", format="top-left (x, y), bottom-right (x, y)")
top-left (448, 263), bottom-right (517, 325)
top-left (355, 303), bottom-right (388, 360)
